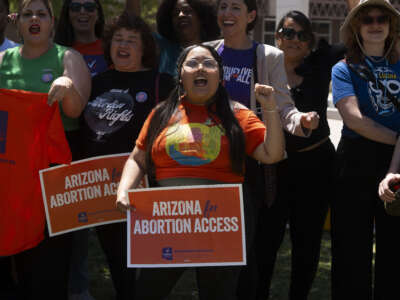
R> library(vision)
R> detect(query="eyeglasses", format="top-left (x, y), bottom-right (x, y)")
top-left (278, 27), bottom-right (311, 42)
top-left (183, 59), bottom-right (218, 70)
top-left (361, 15), bottom-right (389, 25)
top-left (69, 2), bottom-right (97, 13)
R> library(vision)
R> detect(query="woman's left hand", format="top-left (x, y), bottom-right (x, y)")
top-left (300, 111), bottom-right (320, 130)
top-left (379, 173), bottom-right (400, 203)
top-left (254, 83), bottom-right (277, 111)
top-left (48, 76), bottom-right (74, 106)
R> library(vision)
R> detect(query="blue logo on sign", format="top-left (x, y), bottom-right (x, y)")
top-left (162, 247), bottom-right (173, 260)
top-left (78, 212), bottom-right (88, 223)
top-left (0, 111), bottom-right (8, 154)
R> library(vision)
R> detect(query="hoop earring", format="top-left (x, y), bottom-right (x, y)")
top-left (178, 83), bottom-right (186, 100)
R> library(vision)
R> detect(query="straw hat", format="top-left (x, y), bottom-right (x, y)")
top-left (340, 0), bottom-right (400, 42)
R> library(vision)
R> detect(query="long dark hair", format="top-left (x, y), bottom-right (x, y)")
top-left (54, 0), bottom-right (105, 47)
top-left (2, 0), bottom-right (9, 12)
top-left (276, 10), bottom-right (316, 50)
top-left (144, 44), bottom-right (245, 179)
top-left (156, 0), bottom-right (220, 44)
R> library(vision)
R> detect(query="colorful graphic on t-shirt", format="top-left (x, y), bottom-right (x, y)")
top-left (223, 66), bottom-right (252, 85)
top-left (368, 66), bottom-right (400, 116)
top-left (84, 89), bottom-right (134, 141)
top-left (165, 122), bottom-right (224, 166)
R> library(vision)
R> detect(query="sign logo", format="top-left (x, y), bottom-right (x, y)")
top-left (78, 212), bottom-right (88, 223)
top-left (0, 111), bottom-right (8, 154)
top-left (162, 247), bottom-right (173, 260)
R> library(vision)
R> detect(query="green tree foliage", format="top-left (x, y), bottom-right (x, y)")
top-left (9, 0), bottom-right (65, 15)
top-left (141, 0), bottom-right (158, 28)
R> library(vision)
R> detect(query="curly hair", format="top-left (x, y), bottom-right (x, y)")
top-left (156, 0), bottom-right (220, 44)
top-left (54, 0), bottom-right (105, 47)
top-left (144, 44), bottom-right (245, 179)
top-left (102, 12), bottom-right (157, 69)
top-left (345, 5), bottom-right (399, 64)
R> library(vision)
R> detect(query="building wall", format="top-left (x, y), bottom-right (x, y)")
top-left (256, 0), bottom-right (400, 45)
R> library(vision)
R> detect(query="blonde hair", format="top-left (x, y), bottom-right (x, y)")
top-left (18, 0), bottom-right (54, 19)
top-left (345, 5), bottom-right (399, 64)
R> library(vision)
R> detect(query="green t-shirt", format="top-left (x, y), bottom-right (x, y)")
top-left (0, 44), bottom-right (79, 131)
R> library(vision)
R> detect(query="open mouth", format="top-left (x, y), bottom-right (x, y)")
top-left (194, 77), bottom-right (207, 87)
top-left (29, 24), bottom-right (40, 34)
top-left (223, 20), bottom-right (235, 27)
top-left (117, 50), bottom-right (130, 58)
top-left (77, 17), bottom-right (90, 24)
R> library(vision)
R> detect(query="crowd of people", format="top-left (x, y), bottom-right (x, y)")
top-left (2, 0), bottom-right (400, 299)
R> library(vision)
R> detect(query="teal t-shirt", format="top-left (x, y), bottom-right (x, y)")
top-left (153, 33), bottom-right (181, 78)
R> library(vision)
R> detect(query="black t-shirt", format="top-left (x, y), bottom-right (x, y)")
top-left (81, 69), bottom-right (174, 157)
top-left (285, 39), bottom-right (346, 152)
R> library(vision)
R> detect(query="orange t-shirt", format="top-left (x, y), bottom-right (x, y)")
top-left (136, 101), bottom-right (266, 183)
top-left (0, 89), bottom-right (72, 256)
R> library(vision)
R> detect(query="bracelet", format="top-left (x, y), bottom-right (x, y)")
top-left (262, 108), bottom-right (277, 113)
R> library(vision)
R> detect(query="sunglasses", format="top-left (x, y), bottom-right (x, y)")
top-left (361, 15), bottom-right (389, 25)
top-left (278, 27), bottom-right (311, 42)
top-left (69, 2), bottom-right (97, 13)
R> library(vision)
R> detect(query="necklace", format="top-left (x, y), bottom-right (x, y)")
top-left (366, 55), bottom-right (386, 64)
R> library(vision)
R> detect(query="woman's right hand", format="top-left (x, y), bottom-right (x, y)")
top-left (254, 83), bottom-right (277, 111)
top-left (379, 173), bottom-right (400, 203)
top-left (48, 76), bottom-right (74, 106)
top-left (7, 13), bottom-right (18, 24)
top-left (116, 192), bottom-right (134, 213)
top-left (300, 111), bottom-right (320, 130)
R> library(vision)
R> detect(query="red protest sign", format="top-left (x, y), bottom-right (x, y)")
top-left (127, 184), bottom-right (245, 267)
top-left (40, 153), bottom-right (148, 236)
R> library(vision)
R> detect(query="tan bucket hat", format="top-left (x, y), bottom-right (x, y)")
top-left (340, 0), bottom-right (400, 42)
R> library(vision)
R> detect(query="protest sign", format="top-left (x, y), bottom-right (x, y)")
top-left (40, 153), bottom-right (148, 236)
top-left (127, 184), bottom-right (245, 268)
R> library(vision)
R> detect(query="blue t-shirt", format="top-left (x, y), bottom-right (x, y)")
top-left (73, 39), bottom-right (107, 77)
top-left (153, 33), bottom-right (181, 78)
top-left (0, 38), bottom-right (18, 52)
top-left (218, 41), bottom-right (257, 108)
top-left (332, 59), bottom-right (400, 137)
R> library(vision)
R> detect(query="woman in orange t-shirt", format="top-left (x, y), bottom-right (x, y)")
top-left (116, 44), bottom-right (284, 300)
